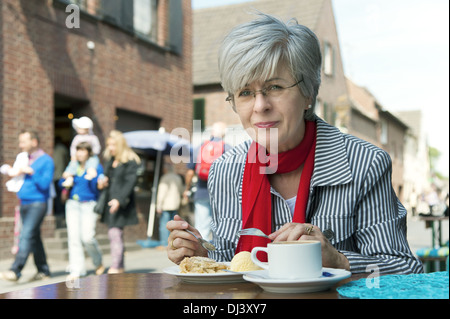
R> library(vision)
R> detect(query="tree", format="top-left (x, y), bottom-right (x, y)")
top-left (428, 146), bottom-right (447, 180)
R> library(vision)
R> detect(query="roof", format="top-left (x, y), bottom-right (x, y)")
top-left (345, 77), bottom-right (379, 121)
top-left (193, 0), bottom-right (327, 86)
top-left (346, 77), bottom-right (409, 130)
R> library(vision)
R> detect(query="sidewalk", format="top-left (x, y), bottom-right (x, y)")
top-left (0, 246), bottom-right (174, 294)
top-left (0, 216), bottom-right (448, 295)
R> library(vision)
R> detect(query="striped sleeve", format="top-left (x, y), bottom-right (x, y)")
top-left (207, 142), bottom-right (248, 262)
top-left (341, 149), bottom-right (423, 274)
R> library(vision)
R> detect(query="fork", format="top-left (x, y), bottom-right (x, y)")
top-left (184, 229), bottom-right (216, 251)
top-left (237, 228), bottom-right (270, 239)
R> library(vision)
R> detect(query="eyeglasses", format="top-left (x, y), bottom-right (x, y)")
top-left (226, 79), bottom-right (303, 109)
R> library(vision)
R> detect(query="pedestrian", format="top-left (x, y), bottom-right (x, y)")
top-left (167, 13), bottom-right (423, 274)
top-left (425, 185), bottom-right (439, 216)
top-left (62, 116), bottom-right (101, 188)
top-left (183, 122), bottom-right (230, 240)
top-left (97, 130), bottom-right (140, 274)
top-left (59, 142), bottom-right (105, 279)
top-left (0, 131), bottom-right (54, 282)
top-left (156, 163), bottom-right (184, 249)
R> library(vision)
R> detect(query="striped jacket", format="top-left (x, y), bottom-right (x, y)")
top-left (208, 117), bottom-right (423, 274)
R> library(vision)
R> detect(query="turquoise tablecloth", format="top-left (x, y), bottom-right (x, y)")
top-left (337, 272), bottom-right (449, 299)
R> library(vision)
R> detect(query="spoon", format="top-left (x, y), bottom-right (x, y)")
top-left (184, 229), bottom-right (216, 251)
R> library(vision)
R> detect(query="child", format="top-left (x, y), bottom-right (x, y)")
top-left (1, 151), bottom-right (29, 192)
top-left (62, 116), bottom-right (101, 187)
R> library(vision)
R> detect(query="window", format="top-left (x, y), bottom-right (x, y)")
top-left (193, 98), bottom-right (205, 131)
top-left (59, 0), bottom-right (173, 50)
top-left (323, 42), bottom-right (334, 76)
top-left (58, 0), bottom-right (100, 15)
top-left (101, 0), bottom-right (158, 41)
top-left (168, 0), bottom-right (183, 54)
top-left (133, 0), bottom-right (158, 42)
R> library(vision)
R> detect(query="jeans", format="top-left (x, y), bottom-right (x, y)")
top-left (159, 210), bottom-right (177, 246)
top-left (66, 200), bottom-right (102, 276)
top-left (194, 199), bottom-right (212, 240)
top-left (10, 202), bottom-right (50, 277)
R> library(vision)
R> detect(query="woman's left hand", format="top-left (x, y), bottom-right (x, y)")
top-left (108, 199), bottom-right (120, 214)
top-left (268, 223), bottom-right (350, 270)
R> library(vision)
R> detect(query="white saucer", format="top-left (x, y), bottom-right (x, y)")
top-left (163, 263), bottom-right (252, 284)
top-left (243, 268), bottom-right (351, 293)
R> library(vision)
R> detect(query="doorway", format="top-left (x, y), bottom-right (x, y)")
top-left (54, 94), bottom-right (90, 147)
top-left (53, 94), bottom-right (90, 221)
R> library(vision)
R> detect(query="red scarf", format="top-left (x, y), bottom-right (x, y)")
top-left (235, 121), bottom-right (317, 261)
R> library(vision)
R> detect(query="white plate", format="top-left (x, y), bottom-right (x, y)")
top-left (243, 268), bottom-right (351, 294)
top-left (163, 263), bottom-right (252, 284)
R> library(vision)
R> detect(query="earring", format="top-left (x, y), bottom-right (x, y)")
top-left (307, 104), bottom-right (312, 109)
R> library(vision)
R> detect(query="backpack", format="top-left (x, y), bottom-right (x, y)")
top-left (195, 140), bottom-right (225, 181)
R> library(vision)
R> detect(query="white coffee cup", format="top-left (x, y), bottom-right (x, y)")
top-left (251, 240), bottom-right (322, 279)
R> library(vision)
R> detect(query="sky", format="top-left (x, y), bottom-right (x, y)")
top-left (192, 0), bottom-right (449, 177)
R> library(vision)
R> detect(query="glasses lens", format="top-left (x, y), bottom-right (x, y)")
top-left (233, 81), bottom-right (301, 109)
top-left (236, 92), bottom-right (253, 106)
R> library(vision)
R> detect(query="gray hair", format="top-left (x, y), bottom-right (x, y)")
top-left (218, 13), bottom-right (322, 120)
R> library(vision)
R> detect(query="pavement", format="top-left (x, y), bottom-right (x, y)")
top-left (0, 214), bottom-right (448, 295)
top-left (0, 245), bottom-right (174, 295)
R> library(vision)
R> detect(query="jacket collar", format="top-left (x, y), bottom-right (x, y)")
top-left (311, 117), bottom-right (353, 187)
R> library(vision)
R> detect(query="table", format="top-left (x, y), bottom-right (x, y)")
top-left (0, 272), bottom-right (365, 299)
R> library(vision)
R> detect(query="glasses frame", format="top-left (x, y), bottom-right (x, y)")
top-left (226, 78), bottom-right (304, 108)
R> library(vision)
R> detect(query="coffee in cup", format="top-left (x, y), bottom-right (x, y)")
top-left (251, 240), bottom-right (322, 279)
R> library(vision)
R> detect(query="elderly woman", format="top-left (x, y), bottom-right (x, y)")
top-left (167, 13), bottom-right (423, 274)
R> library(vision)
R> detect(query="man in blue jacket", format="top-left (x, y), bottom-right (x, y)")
top-left (0, 131), bottom-right (54, 282)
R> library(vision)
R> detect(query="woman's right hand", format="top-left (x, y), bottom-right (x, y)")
top-left (97, 176), bottom-right (109, 189)
top-left (166, 215), bottom-right (208, 264)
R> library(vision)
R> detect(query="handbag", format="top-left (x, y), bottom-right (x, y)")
top-left (94, 189), bottom-right (108, 214)
top-left (94, 164), bottom-right (111, 214)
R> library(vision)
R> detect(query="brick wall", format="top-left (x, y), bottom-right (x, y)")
top-left (0, 0), bottom-right (192, 258)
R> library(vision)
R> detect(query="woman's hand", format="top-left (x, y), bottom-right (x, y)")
top-left (269, 223), bottom-right (350, 270)
top-left (166, 214), bottom-right (208, 264)
top-left (108, 199), bottom-right (120, 214)
top-left (97, 176), bottom-right (109, 190)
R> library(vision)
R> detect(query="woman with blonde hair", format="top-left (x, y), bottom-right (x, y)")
top-left (97, 130), bottom-right (140, 274)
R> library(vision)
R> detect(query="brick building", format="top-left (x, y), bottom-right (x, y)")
top-left (340, 77), bottom-right (408, 201)
top-left (0, 0), bottom-right (192, 259)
